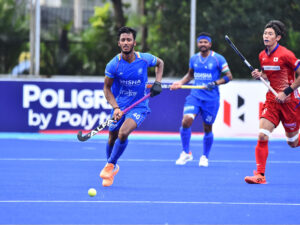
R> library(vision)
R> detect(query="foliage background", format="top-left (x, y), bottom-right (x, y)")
top-left (1, 0), bottom-right (300, 78)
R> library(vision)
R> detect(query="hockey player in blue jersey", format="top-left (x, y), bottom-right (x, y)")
top-left (170, 32), bottom-right (233, 167)
top-left (100, 26), bottom-right (164, 187)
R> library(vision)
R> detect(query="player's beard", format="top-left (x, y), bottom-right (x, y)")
top-left (200, 46), bottom-right (209, 53)
top-left (122, 45), bottom-right (134, 55)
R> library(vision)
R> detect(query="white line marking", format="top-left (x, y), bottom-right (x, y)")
top-left (1, 158), bottom-right (300, 164)
top-left (0, 200), bottom-right (299, 206)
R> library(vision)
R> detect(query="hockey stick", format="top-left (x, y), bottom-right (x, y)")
top-left (77, 93), bottom-right (151, 142)
top-left (146, 84), bottom-right (207, 89)
top-left (225, 35), bottom-right (278, 96)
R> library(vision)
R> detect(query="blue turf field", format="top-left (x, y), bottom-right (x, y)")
top-left (0, 134), bottom-right (300, 224)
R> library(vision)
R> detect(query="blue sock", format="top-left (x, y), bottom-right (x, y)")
top-left (180, 126), bottom-right (191, 153)
top-left (105, 142), bottom-right (113, 160)
top-left (108, 138), bottom-right (128, 164)
top-left (203, 132), bottom-right (213, 158)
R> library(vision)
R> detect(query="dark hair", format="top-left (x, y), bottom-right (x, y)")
top-left (197, 32), bottom-right (212, 39)
top-left (118, 26), bottom-right (137, 40)
top-left (264, 20), bottom-right (286, 38)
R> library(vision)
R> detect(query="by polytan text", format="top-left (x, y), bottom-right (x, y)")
top-left (28, 109), bottom-right (110, 130)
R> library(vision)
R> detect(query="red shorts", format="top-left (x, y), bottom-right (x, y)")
top-left (260, 100), bottom-right (299, 133)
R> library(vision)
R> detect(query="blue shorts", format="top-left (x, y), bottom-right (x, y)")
top-left (183, 95), bottom-right (220, 125)
top-left (108, 107), bottom-right (149, 132)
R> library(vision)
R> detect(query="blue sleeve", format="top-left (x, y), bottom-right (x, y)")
top-left (141, 53), bottom-right (157, 67)
top-left (105, 57), bottom-right (117, 78)
top-left (189, 54), bottom-right (197, 69)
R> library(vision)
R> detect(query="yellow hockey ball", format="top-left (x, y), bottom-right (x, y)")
top-left (88, 188), bottom-right (97, 197)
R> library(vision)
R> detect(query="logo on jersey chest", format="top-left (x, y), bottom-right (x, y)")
top-left (138, 68), bottom-right (143, 75)
top-left (273, 57), bottom-right (278, 62)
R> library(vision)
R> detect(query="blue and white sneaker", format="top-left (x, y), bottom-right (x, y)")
top-left (199, 155), bottom-right (208, 167)
top-left (175, 151), bottom-right (193, 165)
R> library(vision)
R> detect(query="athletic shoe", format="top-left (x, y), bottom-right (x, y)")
top-left (175, 151), bottom-right (193, 165)
top-left (244, 170), bottom-right (267, 184)
top-left (199, 155), bottom-right (208, 167)
top-left (100, 163), bottom-right (119, 187)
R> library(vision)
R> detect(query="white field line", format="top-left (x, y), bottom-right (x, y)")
top-left (1, 158), bottom-right (300, 164)
top-left (0, 200), bottom-right (300, 206)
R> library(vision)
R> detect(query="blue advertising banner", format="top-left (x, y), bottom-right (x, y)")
top-left (0, 79), bottom-right (203, 132)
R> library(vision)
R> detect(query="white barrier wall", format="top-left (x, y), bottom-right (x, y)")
top-left (214, 80), bottom-right (286, 138)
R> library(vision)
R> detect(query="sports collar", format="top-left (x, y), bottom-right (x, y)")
top-left (118, 51), bottom-right (141, 61)
top-left (265, 43), bottom-right (279, 55)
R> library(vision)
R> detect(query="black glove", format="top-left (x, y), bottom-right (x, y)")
top-left (207, 81), bottom-right (217, 90)
top-left (150, 81), bottom-right (162, 97)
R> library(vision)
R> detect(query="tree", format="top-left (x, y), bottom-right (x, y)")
top-left (0, 0), bottom-right (29, 74)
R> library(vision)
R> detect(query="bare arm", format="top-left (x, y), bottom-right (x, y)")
top-left (215, 70), bottom-right (233, 85)
top-left (276, 66), bottom-right (300, 102)
top-left (103, 76), bottom-right (123, 120)
top-left (291, 67), bottom-right (300, 90)
top-left (170, 68), bottom-right (194, 90)
top-left (155, 57), bottom-right (164, 83)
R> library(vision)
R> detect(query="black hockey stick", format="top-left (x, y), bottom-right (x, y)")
top-left (225, 35), bottom-right (278, 96)
top-left (77, 93), bottom-right (151, 142)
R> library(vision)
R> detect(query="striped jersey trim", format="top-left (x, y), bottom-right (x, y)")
top-left (118, 52), bottom-right (141, 61)
top-left (221, 63), bottom-right (229, 73)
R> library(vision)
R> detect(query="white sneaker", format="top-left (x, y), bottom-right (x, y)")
top-left (199, 155), bottom-right (208, 167)
top-left (175, 151), bottom-right (193, 165)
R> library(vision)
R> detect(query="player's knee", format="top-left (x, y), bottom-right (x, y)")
top-left (182, 116), bottom-right (193, 128)
top-left (286, 134), bottom-right (299, 148)
top-left (108, 134), bottom-right (118, 145)
top-left (258, 133), bottom-right (268, 141)
top-left (287, 141), bottom-right (298, 148)
top-left (118, 131), bottom-right (129, 142)
top-left (258, 129), bottom-right (270, 141)
top-left (204, 125), bottom-right (212, 133)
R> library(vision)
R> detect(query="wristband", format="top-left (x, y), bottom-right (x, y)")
top-left (283, 86), bottom-right (293, 96)
top-left (113, 106), bottom-right (120, 110)
top-left (223, 75), bottom-right (230, 83)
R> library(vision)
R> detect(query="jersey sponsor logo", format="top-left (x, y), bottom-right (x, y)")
top-left (138, 68), bottom-right (143, 75)
top-left (194, 72), bottom-right (212, 80)
top-left (119, 79), bottom-right (142, 86)
top-left (262, 65), bottom-right (280, 71)
top-left (273, 57), bottom-right (278, 62)
top-left (120, 89), bottom-right (137, 96)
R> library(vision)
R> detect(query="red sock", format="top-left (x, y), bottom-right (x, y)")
top-left (255, 140), bottom-right (269, 174)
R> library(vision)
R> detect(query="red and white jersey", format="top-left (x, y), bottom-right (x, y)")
top-left (259, 44), bottom-right (300, 102)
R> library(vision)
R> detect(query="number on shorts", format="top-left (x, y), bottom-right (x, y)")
top-left (133, 113), bottom-right (141, 120)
